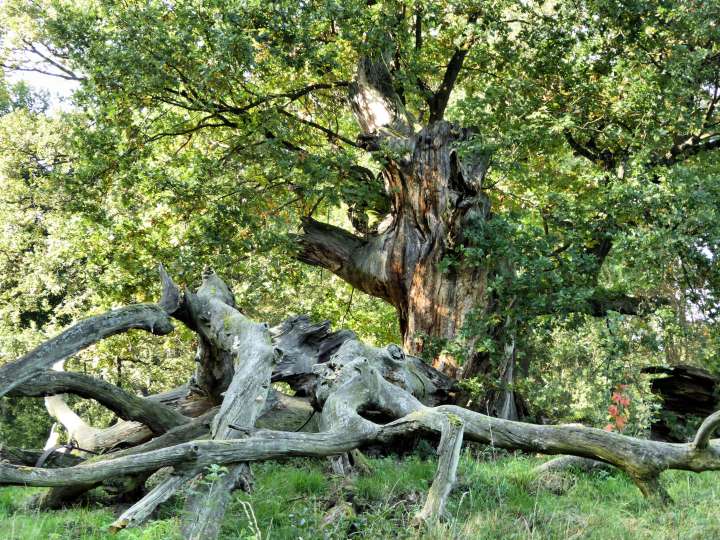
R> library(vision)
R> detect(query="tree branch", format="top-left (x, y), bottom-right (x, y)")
top-left (694, 410), bottom-right (720, 450)
top-left (427, 15), bottom-right (477, 123)
top-left (278, 110), bottom-right (362, 148)
top-left (348, 55), bottom-right (414, 137)
top-left (428, 49), bottom-right (470, 123)
top-left (586, 290), bottom-right (667, 317)
top-left (652, 135), bottom-right (720, 168)
top-left (295, 217), bottom-right (394, 303)
top-left (0, 304), bottom-right (174, 398)
top-left (10, 371), bottom-right (188, 434)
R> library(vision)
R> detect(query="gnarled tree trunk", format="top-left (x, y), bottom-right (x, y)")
top-left (297, 52), bottom-right (518, 415)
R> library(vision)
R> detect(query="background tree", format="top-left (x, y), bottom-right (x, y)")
top-left (0, 0), bottom-right (718, 421)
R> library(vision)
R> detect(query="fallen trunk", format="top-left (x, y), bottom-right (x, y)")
top-left (3, 267), bottom-right (720, 535)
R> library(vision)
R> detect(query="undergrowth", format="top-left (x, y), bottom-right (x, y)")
top-left (1, 450), bottom-right (719, 539)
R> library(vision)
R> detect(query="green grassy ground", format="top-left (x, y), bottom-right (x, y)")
top-left (1, 450), bottom-right (719, 539)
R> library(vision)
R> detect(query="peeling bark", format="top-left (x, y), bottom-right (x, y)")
top-left (296, 119), bottom-right (507, 409)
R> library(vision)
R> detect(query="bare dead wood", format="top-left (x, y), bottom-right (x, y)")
top-left (534, 455), bottom-right (615, 475)
top-left (7, 405), bottom-right (720, 500)
top-left (0, 444), bottom-right (83, 468)
top-left (155, 269), bottom-right (276, 540)
top-left (413, 414), bottom-right (464, 523)
top-left (0, 266), bottom-right (182, 397)
top-left (694, 410), bottom-right (720, 450)
top-left (8, 270), bottom-right (720, 531)
top-left (10, 371), bottom-right (188, 434)
top-left (109, 466), bottom-right (198, 532)
top-left (0, 304), bottom-right (175, 397)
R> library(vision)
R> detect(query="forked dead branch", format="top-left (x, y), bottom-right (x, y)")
top-left (2, 267), bottom-right (720, 538)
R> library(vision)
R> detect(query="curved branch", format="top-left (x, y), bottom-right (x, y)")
top-left (694, 410), bottom-right (720, 450)
top-left (295, 217), bottom-right (394, 303)
top-left (4, 409), bottom-right (720, 491)
top-left (652, 135), bottom-right (720, 168)
top-left (0, 445), bottom-right (83, 468)
top-left (10, 371), bottom-right (189, 434)
top-left (0, 304), bottom-right (174, 397)
top-left (180, 270), bottom-right (276, 540)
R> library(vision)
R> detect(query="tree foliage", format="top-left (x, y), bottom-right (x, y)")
top-left (0, 0), bottom-right (719, 440)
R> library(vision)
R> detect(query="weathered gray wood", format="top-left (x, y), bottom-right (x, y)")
top-left (9, 270), bottom-right (720, 528)
top-left (694, 410), bottom-right (720, 450)
top-left (0, 304), bottom-right (175, 397)
top-left (270, 315), bottom-right (355, 394)
top-left (172, 270), bottom-right (275, 540)
top-left (5, 402), bottom-right (720, 497)
top-left (414, 415), bottom-right (464, 523)
top-left (312, 338), bottom-right (455, 409)
top-left (0, 444), bottom-right (83, 468)
top-left (109, 467), bottom-right (197, 531)
top-left (10, 371), bottom-right (188, 434)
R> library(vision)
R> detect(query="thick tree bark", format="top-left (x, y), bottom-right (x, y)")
top-left (297, 118), bottom-right (516, 413)
top-left (295, 42), bottom-right (673, 420)
top-left (293, 50), bottom-right (524, 415)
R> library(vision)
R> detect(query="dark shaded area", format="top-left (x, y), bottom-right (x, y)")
top-left (643, 365), bottom-right (720, 441)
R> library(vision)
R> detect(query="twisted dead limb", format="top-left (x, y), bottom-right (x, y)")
top-left (178, 271), bottom-right (276, 540)
top-left (0, 305), bottom-right (175, 398)
top-left (5, 400), bottom-right (720, 496)
top-left (110, 466), bottom-right (199, 532)
top-left (6, 268), bottom-right (720, 535)
top-left (10, 371), bottom-right (188, 434)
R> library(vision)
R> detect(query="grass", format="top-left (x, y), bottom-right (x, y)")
top-left (2, 450), bottom-right (720, 539)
